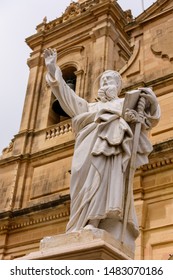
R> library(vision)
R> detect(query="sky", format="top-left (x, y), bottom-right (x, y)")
top-left (0, 0), bottom-right (155, 153)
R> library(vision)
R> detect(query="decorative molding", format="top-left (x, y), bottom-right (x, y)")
top-left (74, 69), bottom-right (84, 76)
top-left (41, 0), bottom-right (127, 32)
top-left (27, 56), bottom-right (43, 69)
top-left (141, 158), bottom-right (173, 171)
top-left (57, 46), bottom-right (84, 61)
top-left (0, 195), bottom-right (70, 219)
top-left (0, 209), bottom-right (69, 233)
top-left (1, 139), bottom-right (14, 155)
top-left (152, 138), bottom-right (173, 154)
top-left (119, 40), bottom-right (140, 75)
top-left (151, 24), bottom-right (173, 62)
top-left (44, 0), bottom-right (102, 31)
top-left (124, 9), bottom-right (133, 24)
top-left (10, 210), bottom-right (70, 231)
top-left (62, 2), bottom-right (81, 22)
top-left (0, 195), bottom-right (70, 233)
top-left (140, 138), bottom-right (173, 171)
top-left (152, 127), bottom-right (173, 137)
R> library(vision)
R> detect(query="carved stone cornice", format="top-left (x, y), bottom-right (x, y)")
top-left (152, 138), bottom-right (173, 154)
top-left (38, 0), bottom-right (127, 33)
top-left (26, 0), bottom-right (128, 53)
top-left (0, 195), bottom-right (70, 233)
top-left (0, 138), bottom-right (75, 167)
top-left (0, 209), bottom-right (69, 233)
top-left (141, 157), bottom-right (173, 172)
top-left (27, 56), bottom-right (44, 69)
top-left (141, 138), bottom-right (173, 172)
top-left (9, 208), bottom-right (69, 231)
top-left (25, 31), bottom-right (45, 51)
top-left (43, 0), bottom-right (99, 31)
top-left (125, 1), bottom-right (173, 32)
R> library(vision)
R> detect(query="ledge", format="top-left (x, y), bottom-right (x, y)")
top-left (0, 195), bottom-right (70, 220)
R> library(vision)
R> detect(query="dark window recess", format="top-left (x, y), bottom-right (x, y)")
top-left (52, 66), bottom-right (76, 117)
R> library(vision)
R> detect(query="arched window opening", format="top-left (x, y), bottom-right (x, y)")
top-left (62, 66), bottom-right (77, 91)
top-left (51, 66), bottom-right (77, 120)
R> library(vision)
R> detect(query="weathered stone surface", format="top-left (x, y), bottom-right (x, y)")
top-left (17, 229), bottom-right (133, 260)
top-left (0, 0), bottom-right (173, 260)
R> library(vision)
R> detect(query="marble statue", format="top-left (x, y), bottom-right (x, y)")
top-left (43, 49), bottom-right (160, 248)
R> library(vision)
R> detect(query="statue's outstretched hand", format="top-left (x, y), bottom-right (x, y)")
top-left (43, 48), bottom-right (57, 78)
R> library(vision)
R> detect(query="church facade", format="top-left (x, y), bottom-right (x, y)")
top-left (0, 0), bottom-right (173, 259)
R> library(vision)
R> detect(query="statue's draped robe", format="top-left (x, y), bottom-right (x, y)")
top-left (46, 67), bottom-right (160, 238)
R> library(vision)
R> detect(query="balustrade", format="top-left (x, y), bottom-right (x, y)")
top-left (46, 122), bottom-right (72, 140)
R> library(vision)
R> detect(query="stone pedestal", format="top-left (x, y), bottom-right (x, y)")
top-left (17, 229), bottom-right (134, 260)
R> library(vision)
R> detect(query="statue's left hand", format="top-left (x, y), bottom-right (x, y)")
top-left (139, 87), bottom-right (158, 115)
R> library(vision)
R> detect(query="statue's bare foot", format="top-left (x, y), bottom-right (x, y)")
top-left (83, 219), bottom-right (100, 230)
top-left (83, 224), bottom-right (96, 230)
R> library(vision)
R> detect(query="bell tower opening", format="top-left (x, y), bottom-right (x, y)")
top-left (62, 66), bottom-right (77, 91)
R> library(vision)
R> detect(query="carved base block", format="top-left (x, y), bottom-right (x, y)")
top-left (17, 229), bottom-right (134, 260)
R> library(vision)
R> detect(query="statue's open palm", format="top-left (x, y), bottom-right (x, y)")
top-left (43, 48), bottom-right (57, 77)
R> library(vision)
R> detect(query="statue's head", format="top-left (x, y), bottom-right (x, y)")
top-left (98, 70), bottom-right (122, 101)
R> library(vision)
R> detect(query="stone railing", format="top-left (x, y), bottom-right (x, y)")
top-left (45, 121), bottom-right (72, 140)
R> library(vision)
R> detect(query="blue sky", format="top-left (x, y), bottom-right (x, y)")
top-left (0, 0), bottom-right (155, 153)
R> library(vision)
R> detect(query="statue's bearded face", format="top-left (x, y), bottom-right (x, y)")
top-left (100, 72), bottom-right (117, 87)
top-left (98, 71), bottom-right (121, 102)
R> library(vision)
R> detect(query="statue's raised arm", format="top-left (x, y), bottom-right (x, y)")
top-left (43, 48), bottom-right (88, 117)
